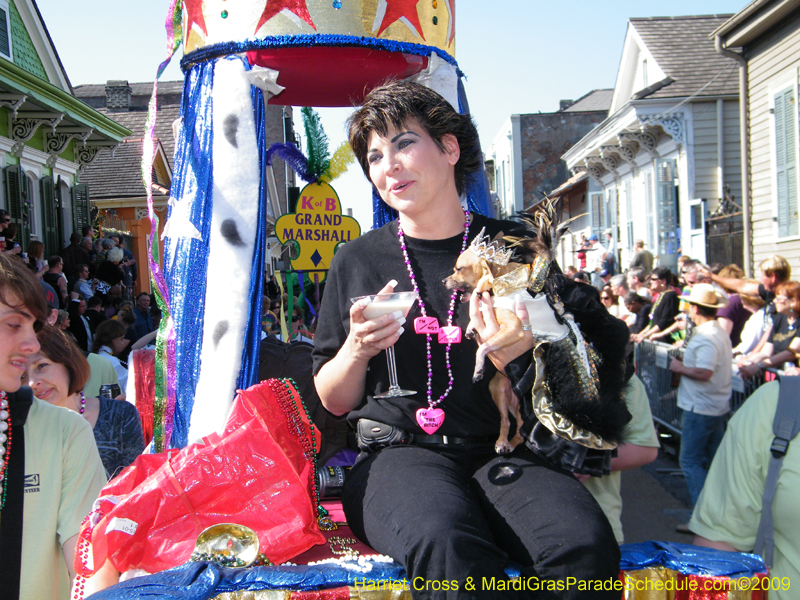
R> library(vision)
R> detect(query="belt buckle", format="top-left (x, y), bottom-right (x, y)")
top-left (441, 435), bottom-right (450, 445)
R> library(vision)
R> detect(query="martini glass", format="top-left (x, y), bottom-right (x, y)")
top-left (351, 290), bottom-right (419, 398)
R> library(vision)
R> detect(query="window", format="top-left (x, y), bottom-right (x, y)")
top-left (0, 0), bottom-right (11, 59)
top-left (71, 184), bottom-right (90, 233)
top-left (26, 173), bottom-right (37, 238)
top-left (4, 166), bottom-right (29, 247)
top-left (642, 59), bottom-right (648, 88)
top-left (644, 171), bottom-right (655, 251)
top-left (605, 188), bottom-right (615, 231)
top-left (656, 159), bottom-right (679, 256)
top-left (40, 176), bottom-right (59, 257)
top-left (591, 192), bottom-right (605, 232)
top-left (775, 86), bottom-right (798, 238)
top-left (625, 180), bottom-right (634, 249)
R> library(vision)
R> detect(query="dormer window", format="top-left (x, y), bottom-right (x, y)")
top-left (0, 0), bottom-right (11, 59)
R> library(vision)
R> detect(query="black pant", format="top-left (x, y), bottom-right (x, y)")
top-left (342, 444), bottom-right (619, 599)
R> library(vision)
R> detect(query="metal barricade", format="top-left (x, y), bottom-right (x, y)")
top-left (634, 340), bottom-right (778, 436)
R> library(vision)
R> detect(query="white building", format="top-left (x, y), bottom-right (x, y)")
top-left (563, 15), bottom-right (742, 271)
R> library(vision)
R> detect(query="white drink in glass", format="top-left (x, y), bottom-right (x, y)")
top-left (351, 291), bottom-right (419, 398)
top-left (362, 294), bottom-right (417, 320)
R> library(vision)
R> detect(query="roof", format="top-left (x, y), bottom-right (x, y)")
top-left (714, 0), bottom-right (800, 47)
top-left (94, 104), bottom-right (181, 165)
top-left (561, 89), bottom-right (614, 113)
top-left (548, 171), bottom-right (588, 198)
top-left (80, 138), bottom-right (169, 199)
top-left (71, 81), bottom-right (183, 165)
top-left (73, 80), bottom-right (184, 100)
top-left (631, 15), bottom-right (739, 99)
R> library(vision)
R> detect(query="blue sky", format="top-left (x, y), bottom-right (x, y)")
top-left (36, 0), bottom-right (742, 229)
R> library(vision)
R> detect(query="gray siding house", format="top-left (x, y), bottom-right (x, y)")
top-left (716, 0), bottom-right (800, 275)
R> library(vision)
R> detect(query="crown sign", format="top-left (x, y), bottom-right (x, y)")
top-left (469, 227), bottom-right (513, 266)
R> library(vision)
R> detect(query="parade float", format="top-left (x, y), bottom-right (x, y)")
top-left (77, 1), bottom-right (772, 598)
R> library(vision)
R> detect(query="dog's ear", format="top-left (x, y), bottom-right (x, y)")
top-left (475, 259), bottom-right (494, 293)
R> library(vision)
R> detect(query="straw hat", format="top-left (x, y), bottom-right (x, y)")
top-left (684, 283), bottom-right (729, 309)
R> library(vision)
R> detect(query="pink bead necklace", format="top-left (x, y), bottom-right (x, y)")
top-left (397, 209), bottom-right (470, 433)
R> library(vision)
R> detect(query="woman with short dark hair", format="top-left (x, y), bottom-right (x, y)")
top-left (312, 80), bottom-right (619, 597)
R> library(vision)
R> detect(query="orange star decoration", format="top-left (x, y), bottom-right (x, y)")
top-left (257, 0), bottom-right (316, 32)
top-left (375, 0), bottom-right (425, 40)
top-left (274, 181), bottom-right (360, 274)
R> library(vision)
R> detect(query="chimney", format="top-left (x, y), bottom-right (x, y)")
top-left (559, 99), bottom-right (574, 111)
top-left (105, 80), bottom-right (132, 112)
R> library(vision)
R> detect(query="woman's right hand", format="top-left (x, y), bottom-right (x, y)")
top-left (345, 280), bottom-right (405, 363)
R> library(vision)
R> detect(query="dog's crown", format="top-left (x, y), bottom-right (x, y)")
top-left (469, 227), bottom-right (513, 266)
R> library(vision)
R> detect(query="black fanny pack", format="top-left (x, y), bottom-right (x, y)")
top-left (356, 419), bottom-right (410, 452)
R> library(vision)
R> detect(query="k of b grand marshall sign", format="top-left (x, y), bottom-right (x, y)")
top-left (274, 181), bottom-right (360, 274)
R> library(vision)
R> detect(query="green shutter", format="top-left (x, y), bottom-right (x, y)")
top-left (775, 87), bottom-right (798, 238)
top-left (55, 176), bottom-right (65, 250)
top-left (71, 183), bottom-right (90, 233)
top-left (40, 176), bottom-right (58, 256)
top-left (4, 164), bottom-right (29, 247)
top-left (0, 8), bottom-right (9, 57)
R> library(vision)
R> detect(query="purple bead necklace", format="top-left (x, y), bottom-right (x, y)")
top-left (397, 209), bottom-right (470, 410)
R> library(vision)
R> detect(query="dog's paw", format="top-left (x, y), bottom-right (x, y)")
top-left (465, 327), bottom-right (477, 340)
top-left (472, 369), bottom-right (484, 383)
top-left (495, 441), bottom-right (513, 454)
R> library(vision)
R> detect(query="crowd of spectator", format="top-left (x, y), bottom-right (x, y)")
top-left (566, 241), bottom-right (792, 379)
top-left (0, 223), bottom-right (159, 437)
top-left (2, 213), bottom-right (797, 597)
top-left (569, 241), bottom-right (798, 579)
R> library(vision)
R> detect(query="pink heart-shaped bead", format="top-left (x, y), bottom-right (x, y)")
top-left (416, 407), bottom-right (445, 434)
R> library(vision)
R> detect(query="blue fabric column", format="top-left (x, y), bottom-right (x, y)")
top-left (162, 61), bottom-right (216, 448)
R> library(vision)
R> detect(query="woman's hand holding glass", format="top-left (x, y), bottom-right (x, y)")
top-left (345, 280), bottom-right (407, 363)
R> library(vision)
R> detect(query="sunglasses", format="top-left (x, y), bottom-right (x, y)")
top-left (3, 219), bottom-right (10, 223)
top-left (285, 315), bottom-right (302, 323)
top-left (601, 295), bottom-right (611, 300)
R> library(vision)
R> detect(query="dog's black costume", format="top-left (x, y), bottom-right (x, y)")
top-left (503, 203), bottom-right (632, 475)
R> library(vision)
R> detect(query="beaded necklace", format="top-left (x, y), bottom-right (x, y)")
top-left (78, 391), bottom-right (86, 414)
top-left (397, 209), bottom-right (470, 434)
top-left (266, 378), bottom-right (336, 531)
top-left (72, 377), bottom-right (336, 598)
top-left (0, 391), bottom-right (11, 510)
top-left (649, 287), bottom-right (668, 321)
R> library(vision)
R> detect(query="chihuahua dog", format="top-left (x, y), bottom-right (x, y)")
top-left (443, 230), bottom-right (526, 454)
